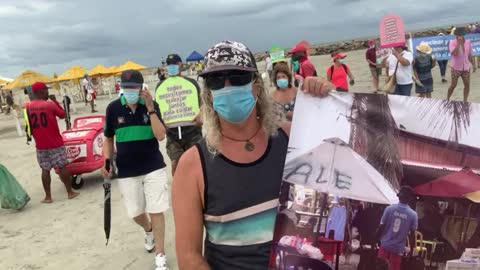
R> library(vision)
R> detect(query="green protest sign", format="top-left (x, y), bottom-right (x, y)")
top-left (155, 77), bottom-right (200, 128)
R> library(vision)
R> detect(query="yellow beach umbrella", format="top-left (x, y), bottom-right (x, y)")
top-left (115, 61), bottom-right (146, 74)
top-left (89, 64), bottom-right (112, 77)
top-left (3, 70), bottom-right (53, 90)
top-left (108, 66), bottom-right (117, 73)
top-left (56, 65), bottom-right (88, 82)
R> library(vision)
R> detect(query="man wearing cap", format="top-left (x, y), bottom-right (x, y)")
top-left (366, 40), bottom-right (381, 92)
top-left (81, 73), bottom-right (97, 113)
top-left (102, 70), bottom-right (169, 270)
top-left (377, 186), bottom-right (418, 270)
top-left (289, 43), bottom-right (317, 79)
top-left (26, 82), bottom-right (79, 203)
top-left (386, 44), bottom-right (414, 96)
top-left (155, 53), bottom-right (202, 176)
top-left (447, 27), bottom-right (476, 102)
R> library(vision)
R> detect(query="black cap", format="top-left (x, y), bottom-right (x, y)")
top-left (166, 54), bottom-right (182, 65)
top-left (120, 69), bottom-right (144, 87)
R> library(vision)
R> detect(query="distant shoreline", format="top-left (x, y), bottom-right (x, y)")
top-left (255, 22), bottom-right (475, 60)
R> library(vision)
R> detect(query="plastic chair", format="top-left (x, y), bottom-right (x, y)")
top-left (407, 231), bottom-right (428, 258)
top-left (284, 254), bottom-right (333, 270)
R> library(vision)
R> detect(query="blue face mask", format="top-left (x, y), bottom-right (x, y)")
top-left (338, 58), bottom-right (346, 64)
top-left (277, 79), bottom-right (289, 89)
top-left (212, 83), bottom-right (256, 124)
top-left (167, 65), bottom-right (179, 76)
top-left (123, 89), bottom-right (140, 104)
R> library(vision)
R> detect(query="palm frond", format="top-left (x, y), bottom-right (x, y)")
top-left (349, 94), bottom-right (402, 190)
top-left (401, 98), bottom-right (472, 144)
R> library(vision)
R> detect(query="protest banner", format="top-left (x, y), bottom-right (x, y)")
top-left (412, 34), bottom-right (480, 60)
top-left (154, 76), bottom-right (200, 128)
top-left (379, 14), bottom-right (405, 48)
top-left (269, 91), bottom-right (480, 269)
top-left (269, 46), bottom-right (286, 63)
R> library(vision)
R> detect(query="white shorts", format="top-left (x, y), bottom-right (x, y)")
top-left (118, 168), bottom-right (170, 218)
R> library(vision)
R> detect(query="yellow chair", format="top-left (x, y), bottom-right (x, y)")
top-left (407, 231), bottom-right (428, 258)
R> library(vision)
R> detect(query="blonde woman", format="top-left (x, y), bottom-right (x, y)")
top-left (172, 40), bottom-right (333, 270)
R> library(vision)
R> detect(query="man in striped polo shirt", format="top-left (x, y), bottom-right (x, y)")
top-left (102, 70), bottom-right (169, 270)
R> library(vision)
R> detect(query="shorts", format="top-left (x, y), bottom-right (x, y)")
top-left (36, 146), bottom-right (69, 171)
top-left (378, 247), bottom-right (402, 270)
top-left (166, 131), bottom-right (203, 164)
top-left (451, 68), bottom-right (470, 81)
top-left (394, 83), bottom-right (413, 96)
top-left (369, 67), bottom-right (382, 78)
top-left (118, 168), bottom-right (170, 218)
top-left (415, 78), bottom-right (433, 93)
top-left (88, 92), bottom-right (96, 100)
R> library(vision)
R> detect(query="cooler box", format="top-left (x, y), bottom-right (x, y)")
top-left (61, 115), bottom-right (105, 176)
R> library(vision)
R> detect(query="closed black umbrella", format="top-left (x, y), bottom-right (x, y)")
top-left (103, 159), bottom-right (111, 245)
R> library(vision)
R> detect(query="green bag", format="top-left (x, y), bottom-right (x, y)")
top-left (0, 164), bottom-right (30, 210)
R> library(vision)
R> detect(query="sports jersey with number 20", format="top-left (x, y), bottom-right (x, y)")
top-left (27, 99), bottom-right (65, 150)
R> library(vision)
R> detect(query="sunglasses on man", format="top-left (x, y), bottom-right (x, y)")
top-left (205, 71), bottom-right (255, 90)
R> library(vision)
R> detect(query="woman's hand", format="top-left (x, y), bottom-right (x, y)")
top-left (301, 77), bottom-right (335, 97)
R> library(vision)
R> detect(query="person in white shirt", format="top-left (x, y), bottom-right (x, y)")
top-left (265, 51), bottom-right (273, 87)
top-left (81, 74), bottom-right (97, 113)
top-left (386, 45), bottom-right (414, 96)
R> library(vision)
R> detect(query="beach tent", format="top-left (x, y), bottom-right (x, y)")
top-left (108, 66), bottom-right (117, 73)
top-left (283, 137), bottom-right (398, 205)
top-left (3, 70), bottom-right (53, 90)
top-left (56, 65), bottom-right (88, 82)
top-left (89, 64), bottom-right (112, 77)
top-left (186, 51), bottom-right (204, 62)
top-left (115, 61), bottom-right (146, 74)
top-left (414, 169), bottom-right (480, 202)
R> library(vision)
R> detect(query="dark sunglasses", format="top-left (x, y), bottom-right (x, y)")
top-left (205, 72), bottom-right (254, 90)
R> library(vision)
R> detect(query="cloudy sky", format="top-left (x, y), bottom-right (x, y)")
top-left (0, 0), bottom-right (479, 79)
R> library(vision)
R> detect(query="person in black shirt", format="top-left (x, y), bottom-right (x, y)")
top-left (155, 54), bottom-right (202, 176)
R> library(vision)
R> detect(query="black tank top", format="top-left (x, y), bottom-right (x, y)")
top-left (196, 129), bottom-right (288, 270)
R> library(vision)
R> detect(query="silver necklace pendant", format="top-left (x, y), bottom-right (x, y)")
top-left (244, 141), bottom-right (255, 152)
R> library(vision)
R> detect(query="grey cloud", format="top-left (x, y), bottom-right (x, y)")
top-left (1, 0), bottom-right (479, 78)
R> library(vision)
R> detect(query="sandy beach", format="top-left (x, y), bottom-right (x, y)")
top-left (1, 48), bottom-right (479, 270)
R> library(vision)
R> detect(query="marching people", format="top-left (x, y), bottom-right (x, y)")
top-left (327, 52), bottom-right (355, 92)
top-left (26, 82), bottom-right (79, 203)
top-left (102, 70), bottom-right (170, 270)
top-left (386, 44), bottom-right (414, 96)
top-left (172, 40), bottom-right (334, 270)
top-left (289, 42), bottom-right (317, 78)
top-left (413, 42), bottom-right (436, 98)
top-left (437, 33), bottom-right (449, 83)
top-left (366, 40), bottom-right (381, 92)
top-left (271, 63), bottom-right (297, 121)
top-left (265, 51), bottom-right (274, 87)
top-left (155, 54), bottom-right (202, 176)
top-left (447, 27), bottom-right (477, 102)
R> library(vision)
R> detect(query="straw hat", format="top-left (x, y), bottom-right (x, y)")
top-left (416, 42), bottom-right (432, 55)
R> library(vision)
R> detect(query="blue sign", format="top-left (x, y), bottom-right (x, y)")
top-left (412, 34), bottom-right (480, 60)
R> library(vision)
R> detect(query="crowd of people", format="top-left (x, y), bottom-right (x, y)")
top-left (10, 25), bottom-right (479, 270)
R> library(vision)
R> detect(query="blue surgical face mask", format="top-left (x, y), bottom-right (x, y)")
top-left (167, 64), bottom-right (179, 76)
top-left (277, 79), bottom-right (289, 89)
top-left (123, 89), bottom-right (140, 104)
top-left (212, 83), bottom-right (256, 124)
top-left (338, 58), bottom-right (346, 64)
